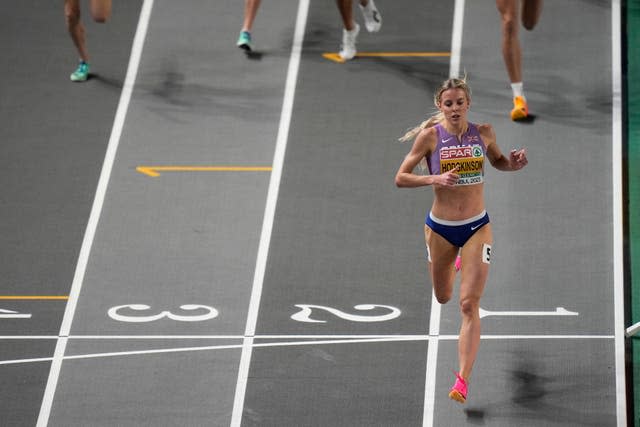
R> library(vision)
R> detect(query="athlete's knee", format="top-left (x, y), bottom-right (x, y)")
top-left (65, 6), bottom-right (81, 26)
top-left (92, 14), bottom-right (109, 23)
top-left (90, 2), bottom-right (111, 22)
top-left (501, 16), bottom-right (518, 38)
top-left (459, 296), bottom-right (480, 317)
top-left (436, 294), bottom-right (452, 305)
top-left (434, 286), bottom-right (452, 305)
top-left (522, 18), bottom-right (537, 31)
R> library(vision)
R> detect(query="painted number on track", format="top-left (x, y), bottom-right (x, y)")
top-left (108, 304), bottom-right (219, 323)
top-left (291, 304), bottom-right (401, 323)
top-left (0, 309), bottom-right (31, 319)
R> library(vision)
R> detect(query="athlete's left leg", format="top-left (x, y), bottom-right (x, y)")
top-left (65, 0), bottom-right (87, 61)
top-left (335, 0), bottom-right (356, 30)
top-left (90, 0), bottom-right (111, 22)
top-left (521, 0), bottom-right (542, 30)
top-left (457, 224), bottom-right (492, 382)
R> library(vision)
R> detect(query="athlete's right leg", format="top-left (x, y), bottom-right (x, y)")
top-left (496, 0), bottom-right (521, 83)
top-left (66, 0), bottom-right (91, 81)
top-left (237, 0), bottom-right (261, 51)
top-left (358, 0), bottom-right (382, 33)
top-left (497, 0), bottom-right (530, 120)
top-left (336, 0), bottom-right (359, 60)
top-left (65, 0), bottom-right (88, 62)
top-left (425, 225), bottom-right (458, 305)
top-left (241, 0), bottom-right (261, 32)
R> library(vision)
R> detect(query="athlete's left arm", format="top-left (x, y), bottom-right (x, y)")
top-left (480, 123), bottom-right (528, 171)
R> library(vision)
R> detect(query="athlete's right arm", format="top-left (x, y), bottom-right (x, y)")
top-left (395, 127), bottom-right (458, 188)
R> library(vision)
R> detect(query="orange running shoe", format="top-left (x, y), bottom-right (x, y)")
top-left (449, 372), bottom-right (468, 403)
top-left (510, 96), bottom-right (529, 121)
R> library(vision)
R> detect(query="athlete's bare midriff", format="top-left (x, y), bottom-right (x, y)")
top-left (431, 183), bottom-right (485, 221)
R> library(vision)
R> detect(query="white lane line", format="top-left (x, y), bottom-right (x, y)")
top-left (35, 1), bottom-right (155, 426)
top-left (2, 338), bottom-right (423, 367)
top-left (611, 1), bottom-right (626, 426)
top-left (423, 290), bottom-right (441, 427)
top-left (68, 335), bottom-right (246, 339)
top-left (230, 1), bottom-right (310, 426)
top-left (0, 334), bottom-right (615, 366)
top-left (0, 336), bottom-right (59, 340)
top-left (67, 334), bottom-right (426, 340)
top-left (474, 335), bottom-right (614, 340)
top-left (424, 2), bottom-right (465, 427)
top-left (0, 357), bottom-right (55, 365)
top-left (449, 0), bottom-right (465, 79)
top-left (0, 333), bottom-right (615, 341)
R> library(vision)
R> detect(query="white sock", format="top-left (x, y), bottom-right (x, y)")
top-left (511, 82), bottom-right (524, 99)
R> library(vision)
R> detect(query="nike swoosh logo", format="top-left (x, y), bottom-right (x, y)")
top-left (471, 224), bottom-right (482, 230)
top-left (373, 11), bottom-right (380, 23)
top-left (443, 137), bottom-right (453, 143)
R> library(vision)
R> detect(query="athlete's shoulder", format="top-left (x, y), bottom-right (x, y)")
top-left (475, 122), bottom-right (493, 132)
top-left (412, 125), bottom-right (439, 155)
top-left (416, 124), bottom-right (439, 142)
top-left (476, 123), bottom-right (496, 139)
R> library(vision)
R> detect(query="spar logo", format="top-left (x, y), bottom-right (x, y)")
top-left (440, 145), bottom-right (483, 160)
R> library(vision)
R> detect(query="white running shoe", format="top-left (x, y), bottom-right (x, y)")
top-left (359, 0), bottom-right (382, 33)
top-left (339, 23), bottom-right (360, 61)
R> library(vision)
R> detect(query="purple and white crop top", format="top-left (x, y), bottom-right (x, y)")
top-left (427, 123), bottom-right (487, 186)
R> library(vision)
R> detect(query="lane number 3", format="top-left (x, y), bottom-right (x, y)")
top-left (108, 304), bottom-right (219, 323)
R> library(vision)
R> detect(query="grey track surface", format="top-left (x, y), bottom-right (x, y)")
top-left (0, 0), bottom-right (620, 426)
top-left (0, 1), bottom-right (141, 425)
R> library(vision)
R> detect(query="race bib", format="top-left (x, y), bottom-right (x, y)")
top-left (439, 145), bottom-right (484, 185)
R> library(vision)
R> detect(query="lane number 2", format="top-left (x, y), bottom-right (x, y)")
top-left (291, 304), bottom-right (401, 323)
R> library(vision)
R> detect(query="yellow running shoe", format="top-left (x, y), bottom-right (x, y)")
top-left (510, 96), bottom-right (529, 121)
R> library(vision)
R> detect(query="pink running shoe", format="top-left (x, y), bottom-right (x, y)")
top-left (454, 255), bottom-right (462, 272)
top-left (448, 372), bottom-right (467, 403)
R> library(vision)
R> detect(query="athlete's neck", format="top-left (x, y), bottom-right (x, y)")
top-left (443, 121), bottom-right (468, 140)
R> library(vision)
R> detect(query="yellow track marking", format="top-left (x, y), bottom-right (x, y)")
top-left (0, 296), bottom-right (69, 300)
top-left (136, 166), bottom-right (273, 177)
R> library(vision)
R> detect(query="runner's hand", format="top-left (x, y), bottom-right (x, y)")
top-left (509, 148), bottom-right (528, 170)
top-left (436, 166), bottom-right (459, 186)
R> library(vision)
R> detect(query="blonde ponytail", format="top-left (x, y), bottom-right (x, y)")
top-left (398, 112), bottom-right (444, 142)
